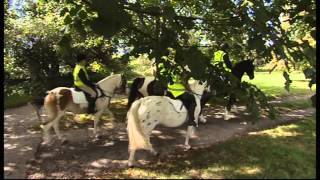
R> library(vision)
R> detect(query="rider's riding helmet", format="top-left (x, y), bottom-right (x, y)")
top-left (220, 42), bottom-right (229, 50)
top-left (76, 53), bottom-right (87, 63)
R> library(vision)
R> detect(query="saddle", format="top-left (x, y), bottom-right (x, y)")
top-left (73, 85), bottom-right (106, 99)
top-left (70, 88), bottom-right (89, 105)
top-left (165, 97), bottom-right (187, 113)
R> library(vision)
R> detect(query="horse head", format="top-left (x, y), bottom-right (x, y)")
top-left (188, 80), bottom-right (208, 96)
top-left (118, 74), bottom-right (127, 94)
top-left (245, 59), bottom-right (255, 80)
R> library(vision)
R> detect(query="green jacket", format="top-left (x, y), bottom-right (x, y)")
top-left (168, 83), bottom-right (185, 98)
top-left (73, 64), bottom-right (89, 87)
top-left (212, 50), bottom-right (232, 72)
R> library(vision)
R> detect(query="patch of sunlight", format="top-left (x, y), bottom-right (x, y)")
top-left (74, 114), bottom-right (93, 124)
top-left (20, 146), bottom-right (33, 152)
top-left (235, 166), bottom-right (262, 175)
top-left (4, 134), bottom-right (26, 139)
top-left (4, 166), bottom-right (15, 172)
top-left (123, 169), bottom-right (163, 178)
top-left (201, 166), bottom-right (230, 178)
top-left (249, 124), bottom-right (302, 138)
top-left (90, 158), bottom-right (110, 168)
top-left (4, 143), bottom-right (18, 150)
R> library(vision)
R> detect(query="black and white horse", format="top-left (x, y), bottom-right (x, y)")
top-left (127, 80), bottom-right (208, 167)
top-left (127, 76), bottom-right (212, 123)
top-left (127, 77), bottom-right (168, 109)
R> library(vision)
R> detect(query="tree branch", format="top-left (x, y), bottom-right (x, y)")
top-left (122, 3), bottom-right (237, 23)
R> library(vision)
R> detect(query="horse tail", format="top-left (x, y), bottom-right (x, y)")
top-left (43, 91), bottom-right (58, 121)
top-left (127, 99), bottom-right (151, 151)
top-left (127, 78), bottom-right (144, 109)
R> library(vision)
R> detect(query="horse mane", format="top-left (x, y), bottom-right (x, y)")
top-left (234, 59), bottom-right (252, 67)
top-left (97, 73), bottom-right (120, 84)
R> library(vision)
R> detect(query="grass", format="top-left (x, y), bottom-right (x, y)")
top-left (242, 71), bottom-right (316, 98)
top-left (102, 114), bottom-right (316, 179)
top-left (276, 98), bottom-right (313, 110)
top-left (4, 94), bottom-right (33, 109)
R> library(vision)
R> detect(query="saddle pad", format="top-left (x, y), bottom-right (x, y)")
top-left (70, 88), bottom-right (88, 104)
top-left (165, 97), bottom-right (187, 113)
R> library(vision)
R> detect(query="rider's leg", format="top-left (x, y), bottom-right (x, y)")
top-left (78, 85), bottom-right (97, 114)
top-left (177, 93), bottom-right (197, 127)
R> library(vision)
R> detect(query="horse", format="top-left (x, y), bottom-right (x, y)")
top-left (126, 80), bottom-right (209, 167)
top-left (127, 76), bottom-right (212, 123)
top-left (220, 59), bottom-right (255, 120)
top-left (41, 73), bottom-right (127, 144)
top-left (127, 76), bottom-right (167, 109)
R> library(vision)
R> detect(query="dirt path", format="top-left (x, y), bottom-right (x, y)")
top-left (4, 95), bottom-right (315, 179)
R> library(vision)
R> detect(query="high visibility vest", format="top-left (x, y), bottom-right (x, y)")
top-left (168, 83), bottom-right (185, 98)
top-left (212, 50), bottom-right (231, 72)
top-left (73, 64), bottom-right (89, 87)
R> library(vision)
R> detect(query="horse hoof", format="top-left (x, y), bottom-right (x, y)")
top-left (41, 140), bottom-right (53, 147)
top-left (199, 116), bottom-right (207, 123)
top-left (184, 145), bottom-right (191, 151)
top-left (128, 162), bottom-right (134, 168)
top-left (93, 134), bottom-right (102, 141)
top-left (224, 115), bottom-right (230, 120)
top-left (92, 136), bottom-right (101, 143)
top-left (152, 151), bottom-right (159, 156)
top-left (61, 139), bottom-right (68, 144)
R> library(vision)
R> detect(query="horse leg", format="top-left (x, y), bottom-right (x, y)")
top-left (230, 93), bottom-right (238, 113)
top-left (128, 149), bottom-right (136, 167)
top-left (147, 135), bottom-right (158, 156)
top-left (184, 126), bottom-right (194, 150)
top-left (52, 112), bottom-right (67, 143)
top-left (42, 120), bottom-right (55, 144)
top-left (104, 108), bottom-right (115, 121)
top-left (224, 95), bottom-right (232, 120)
top-left (42, 112), bottom-right (63, 144)
top-left (93, 110), bottom-right (104, 140)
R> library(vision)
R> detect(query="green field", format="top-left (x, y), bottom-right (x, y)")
top-left (242, 71), bottom-right (316, 98)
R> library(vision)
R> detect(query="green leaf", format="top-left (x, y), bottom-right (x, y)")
top-left (69, 6), bottom-right (78, 16)
top-left (73, 19), bottom-right (86, 37)
top-left (60, 7), bottom-right (69, 17)
top-left (57, 34), bottom-right (72, 55)
top-left (163, 5), bottom-right (176, 19)
top-left (63, 13), bottom-right (72, 24)
top-left (77, 9), bottom-right (87, 19)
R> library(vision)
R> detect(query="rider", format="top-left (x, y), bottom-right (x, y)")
top-left (212, 42), bottom-right (234, 72)
top-left (167, 74), bottom-right (198, 127)
top-left (73, 53), bottom-right (97, 114)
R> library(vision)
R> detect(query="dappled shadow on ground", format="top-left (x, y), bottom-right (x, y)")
top-left (103, 115), bottom-right (316, 179)
top-left (5, 96), bottom-right (314, 179)
top-left (25, 100), bottom-right (314, 179)
top-left (4, 105), bottom-right (43, 179)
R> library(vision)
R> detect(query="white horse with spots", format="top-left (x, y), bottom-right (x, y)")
top-left (42, 74), bottom-right (126, 145)
top-left (126, 80), bottom-right (209, 167)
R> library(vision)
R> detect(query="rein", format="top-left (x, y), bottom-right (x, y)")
top-left (96, 84), bottom-right (113, 99)
top-left (187, 90), bottom-right (203, 97)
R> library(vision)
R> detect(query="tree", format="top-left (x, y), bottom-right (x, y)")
top-left (6, 0), bottom-right (315, 120)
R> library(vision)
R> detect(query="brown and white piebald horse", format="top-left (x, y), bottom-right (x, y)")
top-left (42, 73), bottom-right (126, 144)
